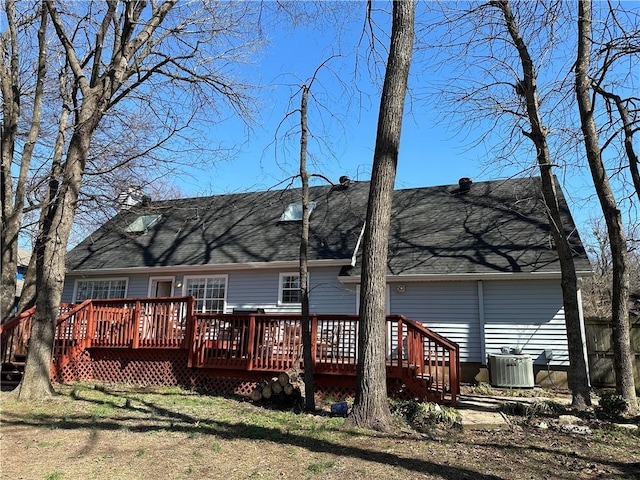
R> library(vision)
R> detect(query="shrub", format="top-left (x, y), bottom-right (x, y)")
top-left (390, 399), bottom-right (461, 429)
top-left (596, 392), bottom-right (628, 420)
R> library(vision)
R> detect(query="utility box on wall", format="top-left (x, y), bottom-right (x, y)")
top-left (488, 354), bottom-right (535, 388)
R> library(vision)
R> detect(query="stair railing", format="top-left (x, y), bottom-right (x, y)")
top-left (388, 315), bottom-right (460, 405)
top-left (51, 299), bottom-right (95, 380)
top-left (1, 307), bottom-right (36, 365)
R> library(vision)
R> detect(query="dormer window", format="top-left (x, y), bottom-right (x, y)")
top-left (125, 214), bottom-right (161, 233)
top-left (279, 201), bottom-right (316, 222)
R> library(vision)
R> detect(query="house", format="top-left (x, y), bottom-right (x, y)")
top-left (62, 176), bottom-right (592, 385)
top-left (15, 248), bottom-right (30, 308)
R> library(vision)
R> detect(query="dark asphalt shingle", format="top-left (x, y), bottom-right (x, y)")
top-left (66, 177), bottom-right (591, 275)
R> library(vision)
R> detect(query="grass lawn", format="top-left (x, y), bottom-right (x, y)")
top-left (1, 383), bottom-right (639, 480)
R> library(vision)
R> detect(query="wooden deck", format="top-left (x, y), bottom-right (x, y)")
top-left (1, 297), bottom-right (460, 404)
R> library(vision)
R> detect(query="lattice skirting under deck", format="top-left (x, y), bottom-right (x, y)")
top-left (53, 348), bottom-right (424, 400)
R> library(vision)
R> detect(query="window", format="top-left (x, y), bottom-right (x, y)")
top-left (74, 279), bottom-right (127, 302)
top-left (279, 273), bottom-right (301, 304)
top-left (279, 202), bottom-right (316, 222)
top-left (125, 214), bottom-right (161, 233)
top-left (184, 276), bottom-right (227, 313)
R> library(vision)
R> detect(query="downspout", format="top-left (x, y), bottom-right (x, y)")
top-left (477, 280), bottom-right (486, 365)
top-left (351, 223), bottom-right (366, 267)
top-left (577, 287), bottom-right (591, 387)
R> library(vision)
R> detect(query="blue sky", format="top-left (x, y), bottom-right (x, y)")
top-left (182, 7), bottom-right (511, 194)
top-left (173, 2), bottom-right (639, 249)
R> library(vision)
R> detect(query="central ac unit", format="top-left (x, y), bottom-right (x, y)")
top-left (488, 354), bottom-right (534, 388)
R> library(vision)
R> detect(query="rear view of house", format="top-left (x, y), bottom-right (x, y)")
top-left (60, 176), bottom-right (591, 387)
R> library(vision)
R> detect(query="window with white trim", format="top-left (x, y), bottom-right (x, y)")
top-left (279, 273), bottom-right (301, 304)
top-left (185, 276), bottom-right (227, 313)
top-left (74, 279), bottom-right (127, 302)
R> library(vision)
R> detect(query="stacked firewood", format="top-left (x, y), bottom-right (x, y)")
top-left (250, 363), bottom-right (305, 408)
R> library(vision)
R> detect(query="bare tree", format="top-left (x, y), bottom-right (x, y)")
top-left (297, 84), bottom-right (316, 411)
top-left (583, 219), bottom-right (640, 320)
top-left (1, 1), bottom-right (48, 323)
top-left (13, 0), bottom-right (262, 399)
top-left (575, 0), bottom-right (637, 415)
top-left (489, 0), bottom-right (591, 407)
top-left (588, 3), bottom-right (640, 204)
top-left (348, 0), bottom-right (415, 432)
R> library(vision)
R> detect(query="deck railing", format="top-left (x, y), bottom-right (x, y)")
top-left (189, 312), bottom-right (459, 403)
top-left (89, 297), bottom-right (192, 349)
top-left (1, 306), bottom-right (36, 365)
top-left (1, 298), bottom-right (459, 404)
top-left (189, 313), bottom-right (361, 372)
top-left (390, 315), bottom-right (460, 403)
top-left (52, 300), bottom-right (94, 378)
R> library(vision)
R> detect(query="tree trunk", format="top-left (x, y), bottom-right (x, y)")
top-left (17, 104), bottom-right (98, 399)
top-left (299, 84), bottom-right (316, 411)
top-left (575, 0), bottom-right (637, 415)
top-left (493, 0), bottom-right (591, 408)
top-left (349, 0), bottom-right (415, 432)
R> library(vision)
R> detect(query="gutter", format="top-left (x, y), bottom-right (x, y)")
top-left (67, 258), bottom-right (352, 276)
top-left (338, 270), bottom-right (594, 284)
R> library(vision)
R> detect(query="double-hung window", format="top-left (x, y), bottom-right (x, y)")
top-left (184, 276), bottom-right (227, 313)
top-left (279, 273), bottom-right (301, 305)
top-left (74, 279), bottom-right (127, 302)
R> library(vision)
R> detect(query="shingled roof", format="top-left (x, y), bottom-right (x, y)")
top-left (66, 181), bottom-right (370, 271)
top-left (343, 176), bottom-right (591, 278)
top-left (65, 176), bottom-right (591, 276)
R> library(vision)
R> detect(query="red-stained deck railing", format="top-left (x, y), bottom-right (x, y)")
top-left (1, 306), bottom-right (37, 365)
top-left (1, 298), bottom-right (459, 404)
top-left (189, 312), bottom-right (459, 404)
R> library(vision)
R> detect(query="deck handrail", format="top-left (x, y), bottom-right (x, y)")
top-left (51, 299), bottom-right (95, 378)
top-left (1, 306), bottom-right (37, 365)
top-left (86, 296), bottom-right (193, 349)
top-left (392, 315), bottom-right (460, 405)
top-left (0, 306), bottom-right (36, 334)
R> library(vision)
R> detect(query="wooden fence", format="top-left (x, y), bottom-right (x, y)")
top-left (585, 316), bottom-right (640, 387)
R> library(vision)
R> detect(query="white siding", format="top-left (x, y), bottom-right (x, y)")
top-left (483, 280), bottom-right (568, 366)
top-left (309, 268), bottom-right (357, 314)
top-left (63, 267), bottom-right (354, 314)
top-left (225, 267), bottom-right (355, 313)
top-left (126, 274), bottom-right (152, 298)
top-left (389, 281), bottom-right (480, 362)
top-left (61, 271), bottom-right (571, 367)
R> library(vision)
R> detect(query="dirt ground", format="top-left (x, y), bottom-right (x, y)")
top-left (1, 384), bottom-right (639, 480)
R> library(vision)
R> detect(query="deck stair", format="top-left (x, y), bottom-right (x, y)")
top-left (1, 354), bottom-right (26, 389)
top-left (1, 298), bottom-right (460, 404)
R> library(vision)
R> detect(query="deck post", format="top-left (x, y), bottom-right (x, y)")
top-left (449, 346), bottom-right (459, 405)
top-left (85, 302), bottom-right (95, 348)
top-left (186, 296), bottom-right (196, 367)
top-left (310, 314), bottom-right (318, 367)
top-left (131, 301), bottom-right (141, 349)
top-left (246, 315), bottom-right (256, 370)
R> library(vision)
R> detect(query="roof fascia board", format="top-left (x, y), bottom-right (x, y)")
top-left (338, 270), bottom-right (593, 283)
top-left (67, 258), bottom-right (351, 276)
